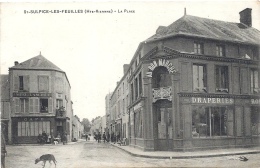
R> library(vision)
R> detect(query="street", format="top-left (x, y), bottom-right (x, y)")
top-left (5, 139), bottom-right (260, 168)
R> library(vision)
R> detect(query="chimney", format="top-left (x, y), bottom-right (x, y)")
top-left (123, 64), bottom-right (130, 74)
top-left (14, 61), bottom-right (19, 66)
top-left (239, 8), bottom-right (252, 27)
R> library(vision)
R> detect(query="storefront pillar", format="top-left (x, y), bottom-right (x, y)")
top-left (143, 76), bottom-right (154, 150)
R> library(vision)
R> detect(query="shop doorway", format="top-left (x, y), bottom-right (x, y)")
top-left (154, 104), bottom-right (173, 151)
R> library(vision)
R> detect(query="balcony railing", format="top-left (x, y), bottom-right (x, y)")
top-left (152, 86), bottom-right (172, 103)
top-left (56, 107), bottom-right (66, 119)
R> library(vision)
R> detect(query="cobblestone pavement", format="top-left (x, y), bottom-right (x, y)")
top-left (5, 140), bottom-right (260, 168)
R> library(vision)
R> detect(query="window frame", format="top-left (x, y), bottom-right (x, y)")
top-left (194, 42), bottom-right (204, 54)
top-left (216, 44), bottom-right (226, 57)
top-left (250, 69), bottom-right (259, 94)
top-left (215, 65), bottom-right (229, 93)
top-left (193, 64), bottom-right (207, 92)
top-left (40, 98), bottom-right (49, 113)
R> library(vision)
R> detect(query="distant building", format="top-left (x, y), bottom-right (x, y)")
top-left (7, 54), bottom-right (73, 144)
top-left (72, 115), bottom-right (83, 141)
top-left (109, 8), bottom-right (260, 151)
top-left (1, 75), bottom-right (10, 143)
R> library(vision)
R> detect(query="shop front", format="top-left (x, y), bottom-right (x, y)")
top-left (180, 95), bottom-right (260, 150)
top-left (12, 116), bottom-right (55, 144)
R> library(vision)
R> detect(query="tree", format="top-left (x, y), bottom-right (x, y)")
top-left (82, 118), bottom-right (91, 133)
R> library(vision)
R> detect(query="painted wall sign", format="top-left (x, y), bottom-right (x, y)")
top-left (13, 92), bottom-right (52, 97)
top-left (146, 59), bottom-right (177, 77)
top-left (192, 97), bottom-right (234, 104)
top-left (251, 99), bottom-right (260, 105)
top-left (15, 117), bottom-right (51, 122)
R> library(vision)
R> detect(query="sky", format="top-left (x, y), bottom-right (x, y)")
top-left (1, 1), bottom-right (260, 121)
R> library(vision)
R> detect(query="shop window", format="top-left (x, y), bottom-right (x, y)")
top-left (17, 121), bottom-right (50, 136)
top-left (192, 106), bottom-right (234, 138)
top-left (216, 45), bottom-right (225, 57)
top-left (20, 98), bottom-right (29, 113)
top-left (251, 107), bottom-right (260, 136)
top-left (40, 99), bottom-right (48, 113)
top-left (216, 66), bottom-right (229, 93)
top-left (194, 42), bottom-right (204, 54)
top-left (250, 69), bottom-right (259, 94)
top-left (193, 64), bottom-right (207, 92)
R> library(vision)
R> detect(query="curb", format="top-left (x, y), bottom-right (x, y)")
top-left (110, 143), bottom-right (260, 159)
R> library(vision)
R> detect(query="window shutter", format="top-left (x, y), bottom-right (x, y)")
top-left (14, 76), bottom-right (19, 91)
top-left (35, 98), bottom-right (39, 113)
top-left (25, 99), bottom-right (29, 113)
top-left (48, 98), bottom-right (52, 113)
top-left (29, 98), bottom-right (34, 113)
top-left (24, 76), bottom-right (29, 91)
top-left (15, 98), bottom-right (20, 113)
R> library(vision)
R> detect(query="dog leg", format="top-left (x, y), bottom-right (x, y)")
top-left (53, 160), bottom-right (56, 168)
top-left (42, 161), bottom-right (46, 168)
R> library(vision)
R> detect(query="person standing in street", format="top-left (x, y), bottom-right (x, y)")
top-left (97, 132), bottom-right (101, 143)
top-left (102, 132), bottom-right (106, 143)
top-left (85, 134), bottom-right (88, 141)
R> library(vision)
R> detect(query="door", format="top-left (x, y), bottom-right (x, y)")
top-left (155, 107), bottom-right (173, 151)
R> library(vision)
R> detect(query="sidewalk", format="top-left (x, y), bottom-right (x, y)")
top-left (110, 143), bottom-right (260, 159)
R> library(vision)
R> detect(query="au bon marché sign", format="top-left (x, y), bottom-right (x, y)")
top-left (146, 59), bottom-right (177, 77)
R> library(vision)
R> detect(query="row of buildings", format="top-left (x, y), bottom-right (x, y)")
top-left (103, 8), bottom-right (260, 151)
top-left (1, 55), bottom-right (84, 144)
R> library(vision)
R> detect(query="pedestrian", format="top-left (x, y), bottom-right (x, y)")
top-left (62, 132), bottom-right (67, 145)
top-left (85, 134), bottom-right (88, 141)
top-left (111, 132), bottom-right (114, 143)
top-left (107, 132), bottom-right (110, 142)
top-left (102, 132), bottom-right (106, 143)
top-left (42, 131), bottom-right (48, 143)
top-left (1, 132), bottom-right (7, 168)
top-left (97, 132), bottom-right (101, 143)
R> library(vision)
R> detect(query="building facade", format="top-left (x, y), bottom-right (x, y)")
top-left (72, 115), bottom-right (83, 141)
top-left (111, 8), bottom-right (260, 151)
top-left (110, 64), bottom-right (130, 142)
top-left (1, 75), bottom-right (11, 144)
top-left (8, 54), bottom-right (73, 144)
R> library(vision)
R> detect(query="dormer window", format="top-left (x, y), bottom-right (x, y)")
top-left (216, 45), bottom-right (225, 57)
top-left (194, 42), bottom-right (204, 54)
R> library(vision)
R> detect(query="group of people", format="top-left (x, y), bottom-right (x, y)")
top-left (92, 131), bottom-right (121, 143)
top-left (37, 131), bottom-right (67, 145)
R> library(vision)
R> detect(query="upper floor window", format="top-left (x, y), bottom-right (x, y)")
top-left (135, 77), bottom-right (138, 100)
top-left (193, 64), bottom-right (207, 92)
top-left (194, 42), bottom-right (204, 54)
top-left (216, 66), bottom-right (229, 93)
top-left (40, 99), bottom-right (48, 113)
top-left (38, 76), bottom-right (49, 92)
top-left (14, 76), bottom-right (29, 91)
top-left (20, 98), bottom-right (29, 113)
top-left (139, 73), bottom-right (142, 96)
top-left (216, 45), bottom-right (225, 57)
top-left (250, 69), bottom-right (259, 94)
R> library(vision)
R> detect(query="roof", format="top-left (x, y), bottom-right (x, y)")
top-left (9, 54), bottom-right (64, 72)
top-left (0, 75), bottom-right (10, 100)
top-left (146, 15), bottom-right (260, 45)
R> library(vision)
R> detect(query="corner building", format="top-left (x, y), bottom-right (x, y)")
top-left (125, 8), bottom-right (260, 151)
top-left (9, 54), bottom-right (73, 144)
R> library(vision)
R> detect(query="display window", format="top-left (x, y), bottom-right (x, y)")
top-left (192, 106), bottom-right (234, 138)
